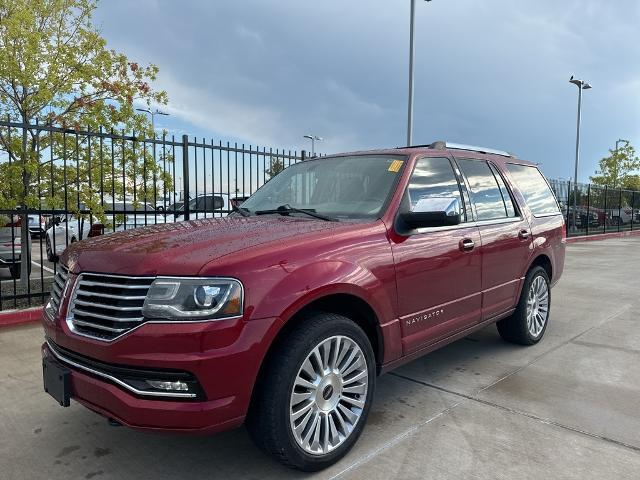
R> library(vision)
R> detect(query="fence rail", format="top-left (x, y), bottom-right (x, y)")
top-left (548, 179), bottom-right (640, 237)
top-left (0, 118), bottom-right (307, 311)
top-left (1, 118), bottom-right (638, 311)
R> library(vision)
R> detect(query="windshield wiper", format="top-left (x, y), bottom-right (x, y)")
top-left (232, 205), bottom-right (251, 217)
top-left (254, 204), bottom-right (338, 222)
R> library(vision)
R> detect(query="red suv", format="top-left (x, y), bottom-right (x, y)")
top-left (41, 142), bottom-right (565, 471)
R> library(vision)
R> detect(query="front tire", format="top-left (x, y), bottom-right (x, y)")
top-left (247, 312), bottom-right (376, 471)
top-left (497, 266), bottom-right (550, 345)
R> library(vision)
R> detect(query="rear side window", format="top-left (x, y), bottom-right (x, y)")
top-left (457, 159), bottom-right (516, 221)
top-left (506, 164), bottom-right (560, 216)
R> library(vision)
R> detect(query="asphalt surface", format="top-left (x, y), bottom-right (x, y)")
top-left (1, 238), bottom-right (639, 479)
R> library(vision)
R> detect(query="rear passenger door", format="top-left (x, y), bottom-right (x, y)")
top-left (455, 158), bottom-right (532, 321)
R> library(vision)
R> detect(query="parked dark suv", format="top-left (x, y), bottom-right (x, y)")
top-left (41, 142), bottom-right (565, 471)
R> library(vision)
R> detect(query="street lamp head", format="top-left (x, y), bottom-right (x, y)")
top-left (569, 76), bottom-right (592, 90)
top-left (303, 135), bottom-right (314, 140)
top-left (136, 108), bottom-right (151, 114)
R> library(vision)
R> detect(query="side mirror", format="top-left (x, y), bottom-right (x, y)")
top-left (53, 216), bottom-right (61, 226)
top-left (400, 197), bottom-right (461, 229)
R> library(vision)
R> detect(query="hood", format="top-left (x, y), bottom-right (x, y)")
top-left (63, 216), bottom-right (351, 276)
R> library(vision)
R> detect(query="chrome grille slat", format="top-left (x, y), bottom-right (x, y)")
top-left (68, 271), bottom-right (153, 341)
top-left (49, 265), bottom-right (68, 310)
top-left (78, 279), bottom-right (153, 290)
top-left (71, 319), bottom-right (128, 333)
top-left (75, 290), bottom-right (147, 301)
top-left (73, 299), bottom-right (141, 311)
top-left (73, 307), bottom-right (144, 322)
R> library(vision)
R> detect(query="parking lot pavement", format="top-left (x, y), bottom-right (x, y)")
top-left (1, 238), bottom-right (640, 479)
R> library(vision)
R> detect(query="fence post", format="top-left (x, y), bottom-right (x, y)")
top-left (603, 185), bottom-right (607, 234)
top-left (632, 191), bottom-right (636, 231)
top-left (585, 184), bottom-right (591, 236)
top-left (566, 181), bottom-right (571, 237)
top-left (618, 188), bottom-right (622, 233)
top-left (182, 134), bottom-right (190, 221)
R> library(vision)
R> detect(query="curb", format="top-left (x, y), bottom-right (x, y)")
top-left (566, 229), bottom-right (640, 243)
top-left (0, 306), bottom-right (43, 329)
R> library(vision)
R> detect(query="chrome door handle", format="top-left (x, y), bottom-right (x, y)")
top-left (460, 238), bottom-right (475, 251)
top-left (518, 229), bottom-right (530, 240)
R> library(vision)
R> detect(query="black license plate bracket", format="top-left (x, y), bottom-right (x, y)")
top-left (43, 357), bottom-right (71, 407)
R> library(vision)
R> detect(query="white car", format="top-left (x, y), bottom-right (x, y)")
top-left (173, 193), bottom-right (230, 221)
top-left (45, 202), bottom-right (174, 260)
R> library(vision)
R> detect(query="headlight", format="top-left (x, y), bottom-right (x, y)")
top-left (142, 277), bottom-right (243, 320)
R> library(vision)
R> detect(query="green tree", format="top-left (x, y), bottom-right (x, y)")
top-left (265, 156), bottom-right (285, 179)
top-left (590, 141), bottom-right (640, 190)
top-left (0, 0), bottom-right (169, 282)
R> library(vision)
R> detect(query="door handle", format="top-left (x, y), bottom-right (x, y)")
top-left (518, 229), bottom-right (530, 240)
top-left (460, 238), bottom-right (475, 251)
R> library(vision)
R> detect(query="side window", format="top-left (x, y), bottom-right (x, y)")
top-left (407, 157), bottom-right (465, 220)
top-left (489, 163), bottom-right (517, 217)
top-left (457, 159), bottom-right (512, 221)
top-left (506, 164), bottom-right (560, 216)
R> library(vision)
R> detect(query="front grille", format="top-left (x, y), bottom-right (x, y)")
top-left (50, 265), bottom-right (69, 313)
top-left (68, 273), bottom-right (154, 341)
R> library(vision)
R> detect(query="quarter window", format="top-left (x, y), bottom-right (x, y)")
top-left (457, 159), bottom-right (514, 221)
top-left (506, 164), bottom-right (560, 216)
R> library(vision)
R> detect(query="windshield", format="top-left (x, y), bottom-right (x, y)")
top-left (241, 155), bottom-right (405, 220)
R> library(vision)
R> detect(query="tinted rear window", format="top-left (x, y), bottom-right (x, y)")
top-left (506, 164), bottom-right (560, 216)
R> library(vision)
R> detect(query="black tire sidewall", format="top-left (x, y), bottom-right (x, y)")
top-left (267, 315), bottom-right (376, 471)
top-left (519, 266), bottom-right (551, 344)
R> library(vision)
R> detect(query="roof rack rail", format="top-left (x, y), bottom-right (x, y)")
top-left (400, 141), bottom-right (516, 158)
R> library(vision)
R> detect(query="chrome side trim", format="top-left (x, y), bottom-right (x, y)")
top-left (413, 216), bottom-right (524, 235)
top-left (45, 339), bottom-right (196, 399)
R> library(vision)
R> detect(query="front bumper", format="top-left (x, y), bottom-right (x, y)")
top-left (41, 312), bottom-right (282, 434)
top-left (0, 250), bottom-right (20, 265)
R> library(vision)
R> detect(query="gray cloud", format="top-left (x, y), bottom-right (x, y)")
top-left (94, 0), bottom-right (640, 179)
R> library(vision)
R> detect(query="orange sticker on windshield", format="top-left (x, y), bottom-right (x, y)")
top-left (388, 160), bottom-right (403, 172)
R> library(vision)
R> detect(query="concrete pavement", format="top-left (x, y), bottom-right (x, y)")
top-left (1, 238), bottom-right (639, 479)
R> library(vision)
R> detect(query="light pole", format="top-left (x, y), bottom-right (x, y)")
top-left (303, 135), bottom-right (323, 157)
top-left (136, 108), bottom-right (169, 134)
top-left (407, 0), bottom-right (431, 147)
top-left (569, 76), bottom-right (592, 232)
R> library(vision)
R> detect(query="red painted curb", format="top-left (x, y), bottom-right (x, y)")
top-left (0, 306), bottom-right (43, 329)
top-left (566, 229), bottom-right (640, 243)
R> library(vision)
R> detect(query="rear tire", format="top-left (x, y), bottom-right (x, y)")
top-left (497, 266), bottom-right (550, 345)
top-left (247, 312), bottom-right (376, 471)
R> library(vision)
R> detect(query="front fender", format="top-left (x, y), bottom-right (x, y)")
top-left (249, 259), bottom-right (394, 327)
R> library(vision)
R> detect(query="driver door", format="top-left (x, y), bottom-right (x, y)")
top-left (390, 156), bottom-right (482, 354)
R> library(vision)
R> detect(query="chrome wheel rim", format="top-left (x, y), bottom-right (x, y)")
top-left (289, 335), bottom-right (369, 456)
top-left (526, 276), bottom-right (549, 338)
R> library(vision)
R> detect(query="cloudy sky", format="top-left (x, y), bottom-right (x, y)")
top-left (94, 0), bottom-right (640, 181)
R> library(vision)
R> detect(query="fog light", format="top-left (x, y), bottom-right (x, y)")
top-left (145, 380), bottom-right (189, 391)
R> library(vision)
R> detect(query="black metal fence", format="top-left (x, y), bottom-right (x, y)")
top-left (1, 117), bottom-right (638, 312)
top-left (548, 179), bottom-right (640, 236)
top-left (0, 118), bottom-right (307, 311)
